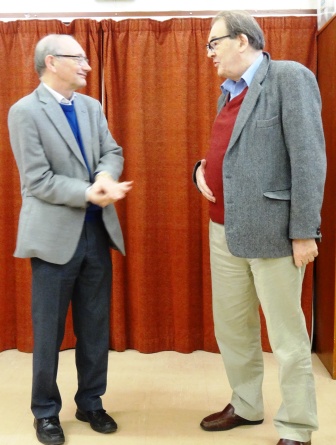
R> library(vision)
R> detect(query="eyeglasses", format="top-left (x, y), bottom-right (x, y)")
top-left (206, 34), bottom-right (231, 52)
top-left (53, 54), bottom-right (89, 66)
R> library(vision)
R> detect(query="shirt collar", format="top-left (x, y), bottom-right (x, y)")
top-left (42, 82), bottom-right (76, 104)
top-left (221, 52), bottom-right (263, 97)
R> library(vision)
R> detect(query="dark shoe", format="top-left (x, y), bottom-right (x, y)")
top-left (75, 408), bottom-right (117, 433)
top-left (200, 403), bottom-right (264, 431)
top-left (33, 417), bottom-right (65, 445)
top-left (277, 440), bottom-right (311, 445)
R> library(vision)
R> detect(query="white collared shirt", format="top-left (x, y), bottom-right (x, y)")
top-left (42, 82), bottom-right (76, 105)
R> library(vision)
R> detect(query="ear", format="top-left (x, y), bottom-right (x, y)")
top-left (45, 54), bottom-right (57, 72)
top-left (237, 33), bottom-right (250, 52)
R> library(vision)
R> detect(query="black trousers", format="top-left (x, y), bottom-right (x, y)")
top-left (30, 219), bottom-right (112, 419)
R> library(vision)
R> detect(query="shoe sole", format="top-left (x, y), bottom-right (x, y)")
top-left (201, 419), bottom-right (264, 432)
top-left (35, 435), bottom-right (65, 445)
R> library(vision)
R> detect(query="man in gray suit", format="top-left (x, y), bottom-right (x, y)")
top-left (194, 11), bottom-right (326, 445)
top-left (8, 34), bottom-right (132, 445)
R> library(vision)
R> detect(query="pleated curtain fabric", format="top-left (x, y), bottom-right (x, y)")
top-left (0, 16), bottom-right (317, 353)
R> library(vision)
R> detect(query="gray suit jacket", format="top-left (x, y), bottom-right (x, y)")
top-left (8, 83), bottom-right (125, 264)
top-left (195, 52), bottom-right (326, 258)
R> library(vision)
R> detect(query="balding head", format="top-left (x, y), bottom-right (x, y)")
top-left (34, 34), bottom-right (77, 77)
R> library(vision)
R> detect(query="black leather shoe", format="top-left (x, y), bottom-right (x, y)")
top-left (75, 408), bottom-right (117, 433)
top-left (33, 417), bottom-right (65, 445)
top-left (201, 403), bottom-right (264, 431)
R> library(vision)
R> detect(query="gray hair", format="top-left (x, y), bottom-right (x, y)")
top-left (34, 34), bottom-right (75, 76)
top-left (212, 10), bottom-right (265, 50)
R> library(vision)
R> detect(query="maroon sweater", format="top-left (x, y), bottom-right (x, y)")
top-left (204, 88), bottom-right (248, 224)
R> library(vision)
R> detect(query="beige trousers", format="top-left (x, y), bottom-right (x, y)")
top-left (209, 221), bottom-right (318, 442)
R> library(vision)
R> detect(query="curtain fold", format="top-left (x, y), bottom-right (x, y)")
top-left (101, 18), bottom-right (219, 352)
top-left (0, 16), bottom-right (317, 353)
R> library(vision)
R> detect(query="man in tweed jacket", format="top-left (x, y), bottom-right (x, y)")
top-left (194, 11), bottom-right (326, 445)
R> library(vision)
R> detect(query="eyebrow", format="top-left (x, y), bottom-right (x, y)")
top-left (208, 33), bottom-right (227, 41)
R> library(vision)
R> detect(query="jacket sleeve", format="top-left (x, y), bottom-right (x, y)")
top-left (279, 63), bottom-right (326, 240)
top-left (8, 100), bottom-right (89, 208)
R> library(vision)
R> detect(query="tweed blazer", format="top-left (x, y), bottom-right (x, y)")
top-left (196, 52), bottom-right (326, 258)
top-left (8, 83), bottom-right (125, 264)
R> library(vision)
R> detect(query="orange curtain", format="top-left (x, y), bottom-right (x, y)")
top-left (101, 18), bottom-right (220, 352)
top-left (0, 16), bottom-right (317, 353)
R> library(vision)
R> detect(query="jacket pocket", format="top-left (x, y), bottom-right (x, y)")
top-left (263, 189), bottom-right (291, 200)
top-left (256, 115), bottom-right (280, 128)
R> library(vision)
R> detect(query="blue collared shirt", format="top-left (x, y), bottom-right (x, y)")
top-left (221, 53), bottom-right (263, 100)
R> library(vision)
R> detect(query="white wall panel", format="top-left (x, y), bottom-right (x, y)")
top-left (0, 0), bottom-right (317, 14)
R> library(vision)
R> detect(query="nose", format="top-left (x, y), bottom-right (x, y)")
top-left (83, 61), bottom-right (92, 71)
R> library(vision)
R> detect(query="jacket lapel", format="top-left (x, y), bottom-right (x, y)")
top-left (37, 84), bottom-right (88, 170)
top-left (74, 96), bottom-right (94, 171)
top-left (226, 52), bottom-right (271, 152)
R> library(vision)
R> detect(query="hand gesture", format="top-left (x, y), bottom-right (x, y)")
top-left (87, 173), bottom-right (133, 207)
top-left (196, 159), bottom-right (216, 203)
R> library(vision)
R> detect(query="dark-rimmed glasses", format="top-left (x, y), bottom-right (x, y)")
top-left (206, 34), bottom-right (231, 52)
top-left (53, 54), bottom-right (89, 66)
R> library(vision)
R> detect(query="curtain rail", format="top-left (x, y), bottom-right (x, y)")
top-left (0, 10), bottom-right (317, 21)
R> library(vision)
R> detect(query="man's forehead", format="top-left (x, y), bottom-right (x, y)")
top-left (209, 20), bottom-right (227, 39)
top-left (60, 39), bottom-right (84, 54)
